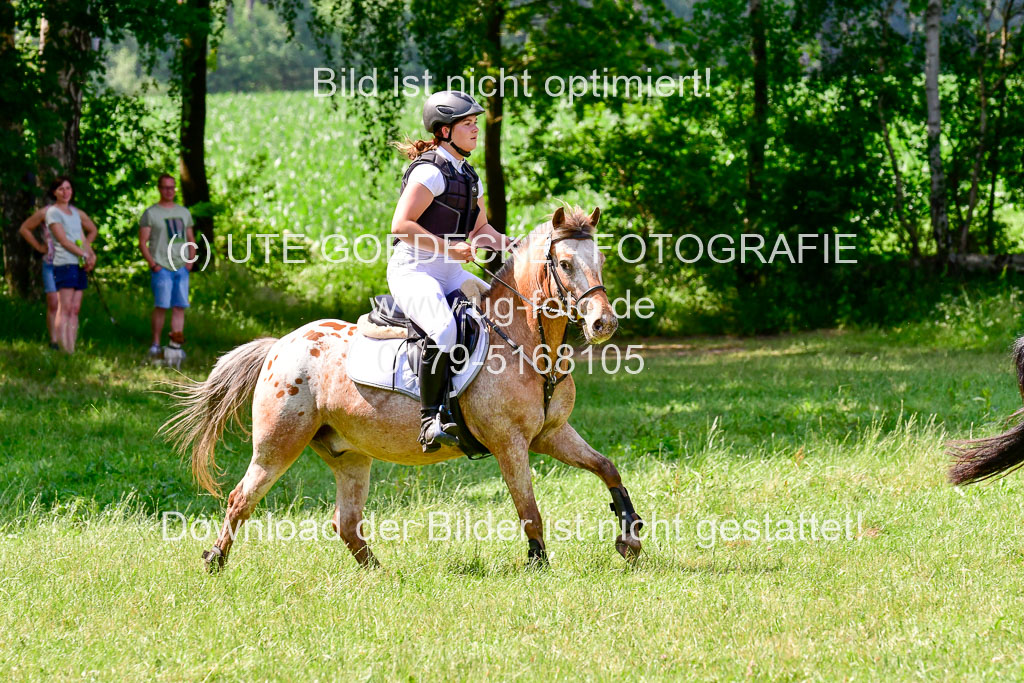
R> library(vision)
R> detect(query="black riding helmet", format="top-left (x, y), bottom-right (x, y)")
top-left (423, 90), bottom-right (484, 157)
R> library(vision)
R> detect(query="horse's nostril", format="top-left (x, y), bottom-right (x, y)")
top-left (593, 320), bottom-right (604, 333)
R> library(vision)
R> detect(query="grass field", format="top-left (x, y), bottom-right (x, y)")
top-left (3, 288), bottom-right (1024, 679)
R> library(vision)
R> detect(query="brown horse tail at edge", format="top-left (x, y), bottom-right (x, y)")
top-left (948, 336), bottom-right (1024, 486)
top-left (159, 337), bottom-right (279, 497)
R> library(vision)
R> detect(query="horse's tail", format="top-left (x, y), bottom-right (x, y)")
top-left (160, 337), bottom-right (278, 497)
top-left (948, 336), bottom-right (1024, 485)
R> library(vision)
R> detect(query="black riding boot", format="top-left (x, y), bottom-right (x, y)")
top-left (418, 342), bottom-right (459, 453)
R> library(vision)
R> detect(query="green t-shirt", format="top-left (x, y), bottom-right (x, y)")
top-left (140, 203), bottom-right (194, 271)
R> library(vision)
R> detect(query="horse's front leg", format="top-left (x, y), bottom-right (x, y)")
top-left (494, 438), bottom-right (548, 567)
top-left (532, 423), bottom-right (643, 561)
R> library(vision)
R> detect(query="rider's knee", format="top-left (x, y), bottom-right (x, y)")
top-left (433, 321), bottom-right (458, 352)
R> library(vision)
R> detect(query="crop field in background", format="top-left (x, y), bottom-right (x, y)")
top-left (132, 92), bottom-right (607, 325)
top-left (202, 92), bottom-right (603, 240)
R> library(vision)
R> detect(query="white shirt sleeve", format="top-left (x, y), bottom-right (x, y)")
top-left (407, 165), bottom-right (445, 197)
top-left (477, 179), bottom-right (484, 197)
top-left (45, 206), bottom-right (62, 228)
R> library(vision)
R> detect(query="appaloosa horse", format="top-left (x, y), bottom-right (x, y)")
top-left (163, 206), bottom-right (643, 571)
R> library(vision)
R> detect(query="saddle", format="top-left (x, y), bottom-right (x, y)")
top-left (363, 292), bottom-right (481, 375)
top-left (348, 288), bottom-right (491, 458)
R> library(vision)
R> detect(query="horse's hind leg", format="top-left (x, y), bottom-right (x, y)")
top-left (203, 416), bottom-right (318, 572)
top-left (532, 423), bottom-right (643, 561)
top-left (311, 442), bottom-right (378, 568)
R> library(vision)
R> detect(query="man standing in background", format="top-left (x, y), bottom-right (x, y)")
top-left (139, 174), bottom-right (195, 360)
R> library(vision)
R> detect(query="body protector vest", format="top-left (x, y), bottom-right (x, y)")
top-left (399, 150), bottom-right (480, 242)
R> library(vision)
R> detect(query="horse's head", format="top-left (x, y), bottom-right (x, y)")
top-left (547, 206), bottom-right (618, 344)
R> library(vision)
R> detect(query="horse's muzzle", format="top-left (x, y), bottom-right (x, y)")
top-left (585, 314), bottom-right (618, 344)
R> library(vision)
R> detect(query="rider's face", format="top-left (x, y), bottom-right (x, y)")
top-left (447, 116), bottom-right (479, 153)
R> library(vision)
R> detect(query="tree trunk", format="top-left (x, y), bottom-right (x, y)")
top-left (746, 0), bottom-right (768, 229)
top-left (483, 2), bottom-right (507, 235)
top-left (878, 98), bottom-right (919, 259)
top-left (4, 0), bottom-right (88, 297)
top-left (37, 7), bottom-right (90, 179)
top-left (958, 70), bottom-right (987, 254)
top-left (925, 0), bottom-right (950, 257)
top-left (956, 0), bottom-right (999, 254)
top-left (984, 4), bottom-right (1011, 254)
top-left (180, 0), bottom-right (214, 267)
top-left (0, 2), bottom-right (37, 297)
top-left (0, 176), bottom-right (38, 298)
top-left (876, 0), bottom-right (919, 259)
top-left (478, 0), bottom-right (507, 276)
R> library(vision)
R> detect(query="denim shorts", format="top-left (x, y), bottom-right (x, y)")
top-left (53, 264), bottom-right (88, 291)
top-left (41, 262), bottom-right (56, 294)
top-left (151, 267), bottom-right (190, 309)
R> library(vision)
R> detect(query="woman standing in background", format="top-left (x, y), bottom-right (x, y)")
top-left (45, 176), bottom-right (98, 353)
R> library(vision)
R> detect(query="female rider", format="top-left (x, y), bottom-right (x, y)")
top-left (390, 90), bottom-right (514, 453)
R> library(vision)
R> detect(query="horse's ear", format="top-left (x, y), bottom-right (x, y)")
top-left (589, 207), bottom-right (601, 228)
top-left (552, 207), bottom-right (565, 228)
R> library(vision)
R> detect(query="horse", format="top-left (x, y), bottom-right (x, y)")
top-left (163, 206), bottom-right (644, 571)
top-left (949, 336), bottom-right (1024, 485)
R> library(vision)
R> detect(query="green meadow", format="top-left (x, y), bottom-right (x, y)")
top-left (6, 1), bottom-right (1024, 677)
top-left (3, 285), bottom-right (1024, 679)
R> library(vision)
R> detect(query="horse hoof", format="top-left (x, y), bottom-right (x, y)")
top-left (526, 553), bottom-right (550, 569)
top-left (202, 547), bottom-right (225, 573)
top-left (616, 535), bottom-right (642, 562)
top-left (355, 548), bottom-right (381, 569)
top-left (527, 540), bottom-right (549, 568)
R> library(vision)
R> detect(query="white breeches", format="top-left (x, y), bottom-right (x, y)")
top-left (386, 243), bottom-right (489, 352)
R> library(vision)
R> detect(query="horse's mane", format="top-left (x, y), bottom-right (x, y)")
top-left (552, 206), bottom-right (597, 240)
top-left (491, 206), bottom-right (596, 285)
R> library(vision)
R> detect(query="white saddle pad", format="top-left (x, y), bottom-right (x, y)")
top-left (347, 311), bottom-right (490, 401)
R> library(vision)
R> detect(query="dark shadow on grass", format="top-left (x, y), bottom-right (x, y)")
top-left (0, 265), bottom-right (366, 367)
top-left (444, 552), bottom-right (523, 577)
top-left (634, 552), bottom-right (784, 575)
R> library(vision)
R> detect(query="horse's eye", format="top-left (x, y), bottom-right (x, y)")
top-left (559, 260), bottom-right (573, 273)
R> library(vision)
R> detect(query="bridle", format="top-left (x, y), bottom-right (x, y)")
top-left (472, 229), bottom-right (607, 413)
top-left (545, 231), bottom-right (607, 325)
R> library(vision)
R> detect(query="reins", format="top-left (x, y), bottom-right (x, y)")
top-left (470, 230), bottom-right (605, 414)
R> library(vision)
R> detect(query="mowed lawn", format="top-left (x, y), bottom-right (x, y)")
top-left (2, 311), bottom-right (1024, 679)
